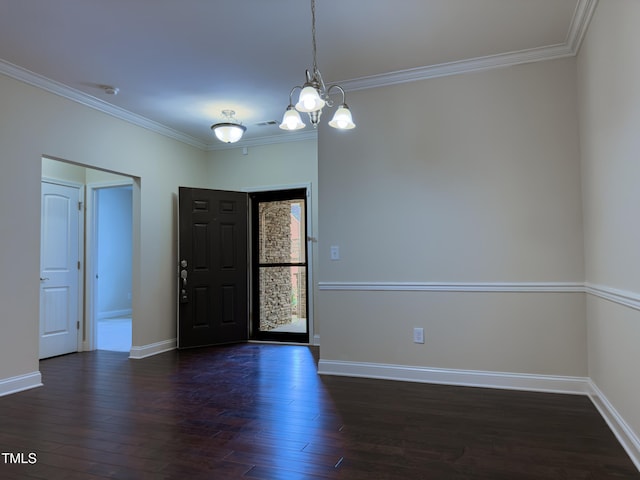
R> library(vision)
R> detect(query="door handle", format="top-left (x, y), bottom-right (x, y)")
top-left (179, 267), bottom-right (188, 303)
top-left (40, 277), bottom-right (49, 281)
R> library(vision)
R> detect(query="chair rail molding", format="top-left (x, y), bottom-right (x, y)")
top-left (318, 281), bottom-right (585, 293)
top-left (584, 283), bottom-right (640, 312)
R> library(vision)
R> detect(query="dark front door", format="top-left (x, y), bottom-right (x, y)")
top-left (178, 187), bottom-right (248, 348)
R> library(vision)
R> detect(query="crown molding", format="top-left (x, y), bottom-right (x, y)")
top-left (339, 0), bottom-right (597, 92)
top-left (0, 59), bottom-right (208, 150)
top-left (0, 0), bottom-right (598, 151)
top-left (339, 43), bottom-right (573, 92)
top-left (566, 0), bottom-right (599, 53)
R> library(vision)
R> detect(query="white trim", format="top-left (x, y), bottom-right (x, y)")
top-left (318, 360), bottom-right (591, 395)
top-left (86, 182), bottom-right (135, 352)
top-left (313, 334), bottom-right (321, 346)
top-left (0, 371), bottom-right (42, 397)
top-left (0, 59), bottom-right (207, 150)
top-left (585, 283), bottom-right (640, 312)
top-left (97, 308), bottom-right (133, 321)
top-left (317, 359), bottom-right (639, 470)
top-left (318, 281), bottom-right (584, 293)
top-left (87, 179), bottom-right (134, 189)
top-left (0, 0), bottom-right (596, 151)
top-left (566, 0), bottom-right (599, 53)
top-left (589, 380), bottom-right (640, 471)
top-left (129, 339), bottom-right (176, 359)
top-left (242, 182), bottom-right (312, 194)
top-left (340, 44), bottom-right (573, 92)
top-left (41, 176), bottom-right (84, 189)
top-left (319, 281), bottom-right (640, 314)
top-left (249, 340), bottom-right (314, 347)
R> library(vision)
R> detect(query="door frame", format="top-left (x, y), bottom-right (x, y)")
top-left (243, 182), bottom-right (314, 344)
top-left (40, 177), bottom-right (85, 357)
top-left (85, 180), bottom-right (134, 352)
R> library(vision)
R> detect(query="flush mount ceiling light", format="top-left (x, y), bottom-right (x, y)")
top-left (211, 109), bottom-right (247, 143)
top-left (279, 0), bottom-right (355, 132)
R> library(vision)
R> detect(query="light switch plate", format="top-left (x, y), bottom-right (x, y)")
top-left (413, 327), bottom-right (425, 344)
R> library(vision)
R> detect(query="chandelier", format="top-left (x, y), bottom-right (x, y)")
top-left (211, 109), bottom-right (246, 143)
top-left (279, 0), bottom-right (355, 132)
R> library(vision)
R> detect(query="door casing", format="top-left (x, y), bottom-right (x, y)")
top-left (249, 187), bottom-right (310, 343)
top-left (244, 182), bottom-right (314, 344)
top-left (85, 181), bottom-right (134, 352)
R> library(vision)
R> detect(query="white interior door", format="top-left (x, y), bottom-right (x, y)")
top-left (40, 181), bottom-right (81, 359)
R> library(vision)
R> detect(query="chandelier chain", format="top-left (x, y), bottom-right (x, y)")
top-left (311, 0), bottom-right (318, 72)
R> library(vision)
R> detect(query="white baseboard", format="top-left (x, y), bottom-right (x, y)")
top-left (97, 308), bottom-right (133, 321)
top-left (318, 359), bottom-right (591, 395)
top-left (129, 339), bottom-right (176, 359)
top-left (0, 371), bottom-right (42, 397)
top-left (318, 359), bottom-right (640, 472)
top-left (589, 381), bottom-right (640, 471)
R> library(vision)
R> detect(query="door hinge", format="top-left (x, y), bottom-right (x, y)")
top-left (77, 321), bottom-right (80, 330)
top-left (77, 261), bottom-right (81, 270)
top-left (78, 201), bottom-right (83, 211)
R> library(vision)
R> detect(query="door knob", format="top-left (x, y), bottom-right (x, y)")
top-left (179, 269), bottom-right (188, 303)
top-left (40, 277), bottom-right (49, 281)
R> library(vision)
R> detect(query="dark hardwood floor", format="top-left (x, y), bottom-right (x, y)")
top-left (0, 344), bottom-right (637, 479)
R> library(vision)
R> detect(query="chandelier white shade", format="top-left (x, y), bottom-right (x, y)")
top-left (211, 110), bottom-right (246, 143)
top-left (280, 106), bottom-right (306, 131)
top-left (328, 104), bottom-right (356, 130)
top-left (295, 85), bottom-right (325, 113)
top-left (279, 0), bottom-right (355, 132)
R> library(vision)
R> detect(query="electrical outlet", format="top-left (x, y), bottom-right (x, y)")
top-left (413, 327), bottom-right (425, 344)
top-left (330, 245), bottom-right (340, 260)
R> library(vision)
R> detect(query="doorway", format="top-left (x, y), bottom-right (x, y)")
top-left (41, 157), bottom-right (136, 355)
top-left (250, 189), bottom-right (309, 343)
top-left (177, 186), bottom-right (312, 347)
top-left (92, 185), bottom-right (133, 352)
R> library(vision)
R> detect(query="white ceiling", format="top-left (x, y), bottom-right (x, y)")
top-left (0, 0), bottom-right (596, 150)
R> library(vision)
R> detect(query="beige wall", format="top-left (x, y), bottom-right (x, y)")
top-left (317, 58), bottom-right (587, 375)
top-left (0, 73), bottom-right (207, 382)
top-left (206, 140), bottom-right (319, 337)
top-left (577, 0), bottom-right (640, 444)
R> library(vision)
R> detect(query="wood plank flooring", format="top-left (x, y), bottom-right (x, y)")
top-left (0, 344), bottom-right (638, 479)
